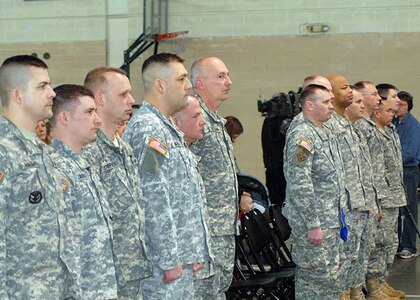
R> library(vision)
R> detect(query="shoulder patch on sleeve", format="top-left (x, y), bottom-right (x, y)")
top-left (292, 138), bottom-right (314, 166)
top-left (298, 139), bottom-right (314, 153)
top-left (0, 170), bottom-right (4, 182)
top-left (61, 177), bottom-right (69, 192)
top-left (148, 137), bottom-right (168, 156)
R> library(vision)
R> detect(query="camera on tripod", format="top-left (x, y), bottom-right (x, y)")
top-left (257, 90), bottom-right (301, 119)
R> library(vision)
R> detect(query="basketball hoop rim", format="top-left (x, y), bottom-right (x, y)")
top-left (146, 30), bottom-right (189, 42)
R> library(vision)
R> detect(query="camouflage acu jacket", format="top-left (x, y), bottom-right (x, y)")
top-left (283, 117), bottom-right (345, 231)
top-left (0, 116), bottom-right (79, 299)
top-left (124, 102), bottom-right (211, 270)
top-left (190, 96), bottom-right (238, 236)
top-left (51, 139), bottom-right (118, 299)
top-left (84, 130), bottom-right (153, 284)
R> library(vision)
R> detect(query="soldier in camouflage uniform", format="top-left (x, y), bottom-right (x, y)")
top-left (173, 95), bottom-right (215, 282)
top-left (49, 84), bottom-right (119, 299)
top-left (367, 84), bottom-right (407, 299)
top-left (189, 56), bottom-right (238, 300)
top-left (283, 84), bottom-right (345, 300)
top-left (287, 75), bottom-right (334, 134)
top-left (0, 55), bottom-right (79, 299)
top-left (123, 53), bottom-right (212, 300)
top-left (344, 87), bottom-right (380, 300)
top-left (324, 75), bottom-right (373, 300)
top-left (83, 67), bottom-right (153, 299)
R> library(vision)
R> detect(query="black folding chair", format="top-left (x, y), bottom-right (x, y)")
top-left (269, 204), bottom-right (293, 264)
top-left (234, 210), bottom-right (295, 299)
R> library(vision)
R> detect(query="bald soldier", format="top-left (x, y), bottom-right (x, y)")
top-left (172, 95), bottom-right (207, 146)
top-left (172, 95), bottom-right (215, 287)
top-left (190, 56), bottom-right (238, 299)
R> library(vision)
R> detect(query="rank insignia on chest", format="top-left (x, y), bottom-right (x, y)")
top-left (148, 137), bottom-right (168, 156)
top-left (61, 177), bottom-right (69, 192)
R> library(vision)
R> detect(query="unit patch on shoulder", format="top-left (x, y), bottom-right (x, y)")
top-left (148, 137), bottom-right (168, 156)
top-left (0, 170), bottom-right (4, 183)
top-left (296, 151), bottom-right (308, 162)
top-left (61, 177), bottom-right (69, 192)
top-left (293, 138), bottom-right (314, 166)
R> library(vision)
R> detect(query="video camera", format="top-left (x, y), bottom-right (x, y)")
top-left (257, 90), bottom-right (301, 119)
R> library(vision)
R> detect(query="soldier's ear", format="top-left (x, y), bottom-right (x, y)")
top-left (195, 78), bottom-right (204, 91)
top-left (11, 88), bottom-right (23, 105)
top-left (58, 111), bottom-right (70, 126)
top-left (306, 100), bottom-right (314, 112)
top-left (94, 90), bottom-right (105, 107)
top-left (154, 79), bottom-right (164, 94)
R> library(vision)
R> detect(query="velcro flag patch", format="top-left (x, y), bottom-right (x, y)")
top-left (148, 138), bottom-right (168, 156)
top-left (298, 139), bottom-right (313, 153)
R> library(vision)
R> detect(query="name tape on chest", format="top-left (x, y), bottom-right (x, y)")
top-left (148, 137), bottom-right (168, 156)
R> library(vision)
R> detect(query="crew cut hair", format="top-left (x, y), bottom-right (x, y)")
top-left (141, 53), bottom-right (185, 78)
top-left (376, 83), bottom-right (398, 100)
top-left (299, 84), bottom-right (329, 106)
top-left (84, 66), bottom-right (128, 93)
top-left (354, 80), bottom-right (374, 90)
top-left (0, 55), bottom-right (48, 106)
top-left (50, 84), bottom-right (94, 128)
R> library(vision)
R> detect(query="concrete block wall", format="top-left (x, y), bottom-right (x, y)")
top-left (126, 33), bottom-right (420, 181)
top-left (1, 0), bottom-right (420, 181)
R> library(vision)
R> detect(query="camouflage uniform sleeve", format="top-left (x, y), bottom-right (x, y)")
top-left (285, 132), bottom-right (321, 230)
top-left (0, 145), bottom-right (6, 298)
top-left (133, 134), bottom-right (180, 271)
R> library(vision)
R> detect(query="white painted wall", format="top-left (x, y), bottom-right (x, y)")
top-left (1, 0), bottom-right (419, 44)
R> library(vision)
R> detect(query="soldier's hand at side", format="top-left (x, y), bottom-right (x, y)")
top-left (163, 264), bottom-right (183, 284)
top-left (193, 262), bottom-right (203, 274)
top-left (368, 209), bottom-right (375, 219)
top-left (307, 227), bottom-right (324, 246)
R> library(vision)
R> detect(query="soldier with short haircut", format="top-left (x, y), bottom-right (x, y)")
top-left (124, 53), bottom-right (212, 299)
top-left (283, 84), bottom-right (345, 300)
top-left (49, 84), bottom-right (119, 299)
top-left (344, 87), bottom-right (380, 299)
top-left (0, 55), bottom-right (79, 298)
top-left (369, 87), bottom-right (407, 299)
top-left (353, 81), bottom-right (398, 299)
top-left (189, 56), bottom-right (238, 299)
top-left (84, 66), bottom-right (153, 299)
top-left (325, 75), bottom-right (373, 300)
